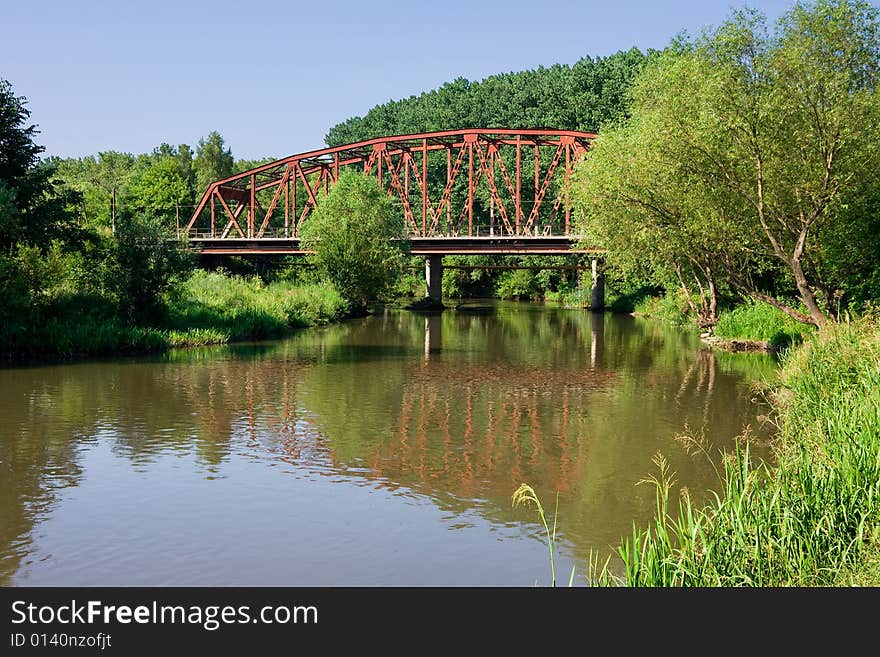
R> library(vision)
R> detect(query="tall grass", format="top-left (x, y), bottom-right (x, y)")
top-left (11, 317), bottom-right (230, 359)
top-left (633, 290), bottom-right (694, 327)
top-left (3, 270), bottom-right (349, 360)
top-left (589, 315), bottom-right (880, 586)
top-left (512, 483), bottom-right (576, 587)
top-left (715, 300), bottom-right (814, 348)
top-left (166, 270), bottom-right (348, 340)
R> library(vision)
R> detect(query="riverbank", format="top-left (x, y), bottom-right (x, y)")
top-left (590, 314), bottom-right (880, 586)
top-left (1, 270), bottom-right (349, 362)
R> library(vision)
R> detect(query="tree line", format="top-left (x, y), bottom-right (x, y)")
top-left (325, 48), bottom-right (654, 145)
top-left (50, 131), bottom-right (270, 237)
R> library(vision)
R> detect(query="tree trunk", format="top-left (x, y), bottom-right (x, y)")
top-left (790, 255), bottom-right (826, 327)
top-left (111, 187), bottom-right (116, 234)
top-left (674, 263), bottom-right (700, 319)
top-left (707, 274), bottom-right (718, 327)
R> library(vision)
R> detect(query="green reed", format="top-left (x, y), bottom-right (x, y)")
top-left (168, 270), bottom-right (348, 340)
top-left (513, 483), bottom-right (577, 587)
top-left (587, 315), bottom-right (880, 586)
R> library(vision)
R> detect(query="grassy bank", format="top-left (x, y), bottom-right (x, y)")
top-left (714, 300), bottom-right (815, 348)
top-left (166, 270), bottom-right (347, 340)
top-left (589, 315), bottom-right (880, 586)
top-left (3, 270), bottom-right (349, 361)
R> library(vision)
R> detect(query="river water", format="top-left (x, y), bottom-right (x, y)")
top-left (0, 302), bottom-right (776, 585)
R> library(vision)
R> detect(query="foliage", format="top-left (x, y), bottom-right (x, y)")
top-left (441, 255), bottom-right (496, 299)
top-left (13, 317), bottom-right (229, 359)
top-left (715, 299), bottom-right (815, 347)
top-left (167, 270), bottom-right (347, 340)
top-left (326, 49), bottom-right (654, 145)
top-left (633, 290), bottom-right (695, 327)
top-left (54, 143), bottom-right (197, 235)
top-left (0, 80), bottom-right (82, 250)
top-left (130, 156), bottom-right (190, 230)
top-left (103, 211), bottom-right (193, 324)
top-left (604, 285), bottom-right (661, 313)
top-left (299, 170), bottom-right (408, 310)
top-left (589, 315), bottom-right (880, 586)
top-left (390, 257), bottom-right (425, 298)
top-left (573, 0), bottom-right (880, 328)
top-left (194, 130), bottom-right (234, 193)
top-left (495, 269), bottom-right (539, 300)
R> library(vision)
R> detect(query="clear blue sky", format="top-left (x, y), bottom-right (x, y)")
top-left (3, 0), bottom-right (800, 160)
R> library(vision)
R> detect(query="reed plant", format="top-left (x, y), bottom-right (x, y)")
top-left (586, 315), bottom-right (880, 586)
top-left (3, 270), bottom-right (348, 360)
top-left (513, 484), bottom-right (577, 587)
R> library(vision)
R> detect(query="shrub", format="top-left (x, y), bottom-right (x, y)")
top-left (299, 171), bottom-right (407, 310)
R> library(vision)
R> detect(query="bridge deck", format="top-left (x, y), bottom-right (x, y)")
top-left (189, 236), bottom-right (602, 256)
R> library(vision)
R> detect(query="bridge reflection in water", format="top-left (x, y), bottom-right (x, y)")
top-left (0, 305), bottom-right (776, 585)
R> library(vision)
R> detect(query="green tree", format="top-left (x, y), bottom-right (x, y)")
top-left (130, 157), bottom-right (189, 235)
top-left (194, 131), bottom-right (233, 194)
top-left (300, 170), bottom-right (407, 310)
top-left (573, 0), bottom-right (880, 327)
top-left (0, 79), bottom-right (84, 349)
top-left (0, 80), bottom-right (81, 250)
top-left (104, 211), bottom-right (192, 323)
top-left (85, 151), bottom-right (136, 233)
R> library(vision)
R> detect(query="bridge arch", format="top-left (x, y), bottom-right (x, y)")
top-left (186, 128), bottom-right (596, 242)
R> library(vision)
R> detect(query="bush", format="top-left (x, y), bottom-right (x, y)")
top-left (104, 211), bottom-right (193, 324)
top-left (633, 289), bottom-right (693, 326)
top-left (495, 269), bottom-right (539, 300)
top-left (299, 171), bottom-right (407, 310)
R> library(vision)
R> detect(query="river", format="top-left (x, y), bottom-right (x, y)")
top-left (0, 302), bottom-right (776, 585)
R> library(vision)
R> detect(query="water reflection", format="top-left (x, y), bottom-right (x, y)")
top-left (0, 304), bottom-right (776, 585)
top-left (424, 314), bottom-right (442, 358)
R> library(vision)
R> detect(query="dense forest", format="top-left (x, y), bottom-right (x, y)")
top-left (325, 48), bottom-right (652, 144)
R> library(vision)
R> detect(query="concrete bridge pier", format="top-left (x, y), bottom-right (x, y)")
top-left (590, 258), bottom-right (605, 311)
top-left (425, 255), bottom-right (443, 304)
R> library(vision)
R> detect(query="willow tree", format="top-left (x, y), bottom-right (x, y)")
top-left (573, 0), bottom-right (880, 327)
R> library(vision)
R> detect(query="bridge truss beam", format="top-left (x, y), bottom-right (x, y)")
top-left (186, 129), bottom-right (596, 240)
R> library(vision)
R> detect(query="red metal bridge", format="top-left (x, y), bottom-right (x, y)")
top-left (186, 128), bottom-right (607, 303)
top-left (186, 128), bottom-right (598, 257)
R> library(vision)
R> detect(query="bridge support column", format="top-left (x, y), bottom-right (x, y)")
top-left (425, 255), bottom-right (443, 304)
top-left (590, 258), bottom-right (605, 311)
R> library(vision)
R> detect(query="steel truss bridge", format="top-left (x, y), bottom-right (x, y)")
top-left (186, 128), bottom-right (599, 256)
